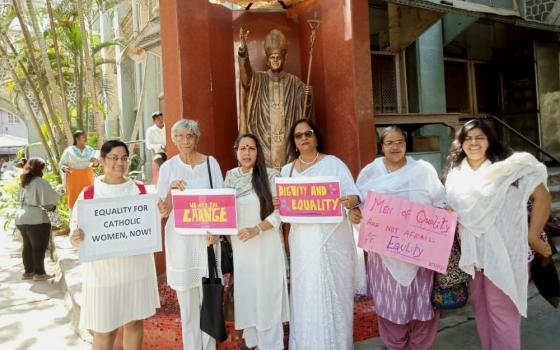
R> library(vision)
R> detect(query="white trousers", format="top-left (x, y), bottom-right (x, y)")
top-left (176, 287), bottom-right (216, 350)
top-left (242, 322), bottom-right (284, 350)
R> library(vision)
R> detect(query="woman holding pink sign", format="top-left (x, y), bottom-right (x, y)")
top-left (224, 133), bottom-right (289, 350)
top-left (157, 119), bottom-right (224, 350)
top-left (353, 125), bottom-right (446, 350)
top-left (444, 119), bottom-right (551, 350)
top-left (281, 119), bottom-right (361, 350)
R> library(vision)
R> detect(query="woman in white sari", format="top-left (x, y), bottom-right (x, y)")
top-left (351, 126), bottom-right (445, 350)
top-left (444, 119), bottom-right (552, 350)
top-left (280, 119), bottom-right (360, 350)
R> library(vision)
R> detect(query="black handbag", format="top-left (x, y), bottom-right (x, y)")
top-left (200, 246), bottom-right (228, 342)
top-left (206, 158), bottom-right (234, 275)
top-left (530, 253), bottom-right (560, 308)
top-left (220, 236), bottom-right (234, 274)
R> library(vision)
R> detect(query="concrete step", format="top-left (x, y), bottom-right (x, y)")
top-left (548, 167), bottom-right (560, 186)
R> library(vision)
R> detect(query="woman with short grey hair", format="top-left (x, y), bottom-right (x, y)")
top-left (157, 118), bottom-right (223, 350)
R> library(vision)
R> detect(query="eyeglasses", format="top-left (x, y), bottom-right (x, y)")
top-left (382, 140), bottom-right (406, 147)
top-left (174, 134), bottom-right (196, 142)
top-left (294, 129), bottom-right (315, 140)
top-left (105, 156), bottom-right (129, 162)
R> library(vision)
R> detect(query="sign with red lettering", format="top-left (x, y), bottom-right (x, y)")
top-left (276, 176), bottom-right (342, 223)
top-left (358, 191), bottom-right (457, 274)
top-left (172, 189), bottom-right (237, 235)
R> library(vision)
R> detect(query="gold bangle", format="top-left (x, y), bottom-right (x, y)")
top-left (256, 223), bottom-right (263, 235)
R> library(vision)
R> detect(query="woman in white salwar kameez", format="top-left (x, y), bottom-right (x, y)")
top-left (280, 119), bottom-right (361, 350)
top-left (224, 133), bottom-right (289, 350)
top-left (444, 119), bottom-right (552, 350)
top-left (70, 140), bottom-right (160, 350)
top-left (157, 119), bottom-right (223, 350)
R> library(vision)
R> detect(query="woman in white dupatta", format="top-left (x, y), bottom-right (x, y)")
top-left (351, 126), bottom-right (446, 350)
top-left (444, 119), bottom-right (552, 350)
top-left (280, 119), bottom-right (360, 350)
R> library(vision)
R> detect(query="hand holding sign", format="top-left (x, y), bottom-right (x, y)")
top-left (276, 176), bottom-right (343, 223)
top-left (172, 188), bottom-right (238, 235)
top-left (358, 192), bottom-right (457, 274)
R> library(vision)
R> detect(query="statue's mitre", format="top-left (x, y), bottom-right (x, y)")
top-left (264, 29), bottom-right (288, 57)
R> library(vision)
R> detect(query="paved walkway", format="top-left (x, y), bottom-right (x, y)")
top-left (0, 230), bottom-right (89, 350)
top-left (356, 255), bottom-right (560, 350)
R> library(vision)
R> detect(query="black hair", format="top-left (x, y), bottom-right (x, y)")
top-left (379, 125), bottom-right (407, 144)
top-left (234, 133), bottom-right (274, 220)
top-left (20, 157), bottom-right (45, 188)
top-left (442, 119), bottom-right (511, 180)
top-left (100, 139), bottom-right (130, 158)
top-left (287, 118), bottom-right (324, 160)
top-left (72, 130), bottom-right (86, 146)
top-left (151, 111), bottom-right (163, 120)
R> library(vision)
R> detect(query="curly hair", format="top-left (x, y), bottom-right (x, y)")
top-left (20, 157), bottom-right (46, 188)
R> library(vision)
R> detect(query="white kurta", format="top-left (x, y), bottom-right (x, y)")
top-left (280, 155), bottom-right (359, 350)
top-left (157, 155), bottom-right (224, 290)
top-left (145, 124), bottom-right (166, 154)
top-left (72, 178), bottom-right (160, 333)
top-left (225, 168), bottom-right (289, 331)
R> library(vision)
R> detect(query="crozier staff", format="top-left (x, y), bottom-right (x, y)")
top-left (70, 140), bottom-right (159, 350)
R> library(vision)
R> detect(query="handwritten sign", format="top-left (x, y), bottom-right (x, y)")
top-left (358, 191), bottom-right (457, 274)
top-left (172, 189), bottom-right (237, 235)
top-left (77, 194), bottom-right (162, 262)
top-left (276, 176), bottom-right (342, 223)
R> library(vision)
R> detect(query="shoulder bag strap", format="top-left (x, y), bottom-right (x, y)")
top-left (289, 161), bottom-right (296, 178)
top-left (206, 157), bottom-right (213, 189)
top-left (84, 185), bottom-right (94, 200)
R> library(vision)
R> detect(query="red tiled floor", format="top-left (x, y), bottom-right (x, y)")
top-left (138, 275), bottom-right (379, 349)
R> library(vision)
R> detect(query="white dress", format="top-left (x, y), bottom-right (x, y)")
top-left (157, 155), bottom-right (224, 290)
top-left (72, 178), bottom-right (160, 333)
top-left (280, 155), bottom-right (360, 350)
top-left (224, 167), bottom-right (289, 331)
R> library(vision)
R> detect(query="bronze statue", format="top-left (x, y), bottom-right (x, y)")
top-left (238, 28), bottom-right (312, 169)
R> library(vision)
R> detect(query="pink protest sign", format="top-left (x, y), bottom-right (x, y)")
top-left (276, 176), bottom-right (342, 223)
top-left (171, 189), bottom-right (237, 235)
top-left (358, 191), bottom-right (457, 274)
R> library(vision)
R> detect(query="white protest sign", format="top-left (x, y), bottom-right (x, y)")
top-left (77, 194), bottom-right (162, 262)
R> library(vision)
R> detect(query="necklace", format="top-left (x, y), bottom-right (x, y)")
top-left (299, 152), bottom-right (319, 165)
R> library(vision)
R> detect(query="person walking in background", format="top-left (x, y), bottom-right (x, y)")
top-left (60, 130), bottom-right (98, 209)
top-left (69, 140), bottom-right (159, 350)
top-left (157, 119), bottom-right (222, 350)
top-left (15, 157), bottom-right (59, 281)
top-left (224, 133), bottom-right (289, 350)
top-left (146, 111), bottom-right (167, 185)
top-left (350, 126), bottom-right (446, 350)
top-left (280, 118), bottom-right (360, 350)
top-left (444, 119), bottom-right (552, 350)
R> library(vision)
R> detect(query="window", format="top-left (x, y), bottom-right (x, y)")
top-left (7, 113), bottom-right (19, 125)
top-left (371, 52), bottom-right (407, 114)
top-left (444, 58), bottom-right (497, 115)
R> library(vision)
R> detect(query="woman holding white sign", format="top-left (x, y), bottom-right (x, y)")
top-left (157, 119), bottom-right (224, 350)
top-left (444, 119), bottom-right (551, 350)
top-left (70, 140), bottom-right (159, 349)
top-left (280, 119), bottom-right (361, 350)
top-left (224, 133), bottom-right (289, 350)
top-left (352, 125), bottom-right (446, 350)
